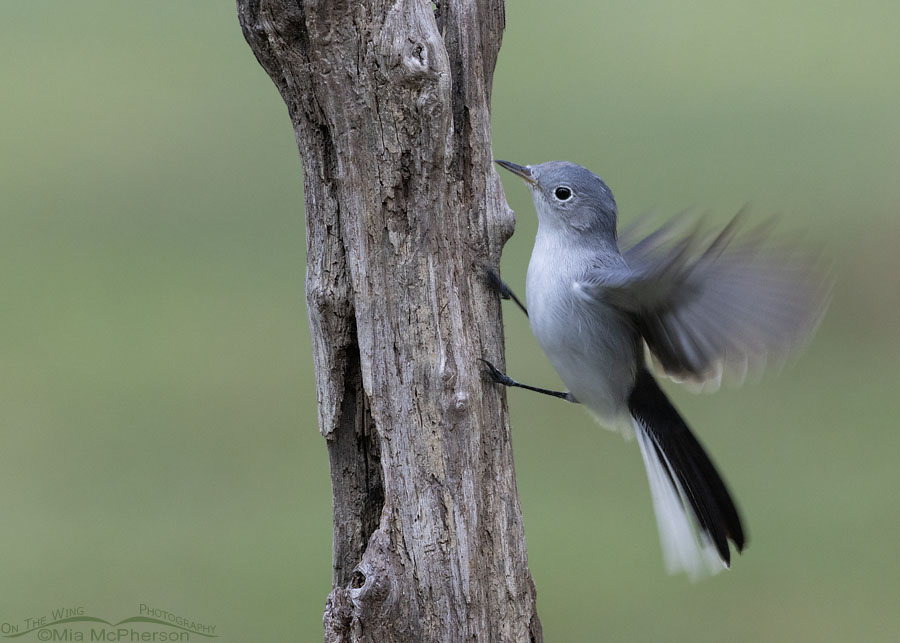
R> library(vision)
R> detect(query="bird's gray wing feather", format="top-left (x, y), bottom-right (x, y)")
top-left (579, 210), bottom-right (832, 389)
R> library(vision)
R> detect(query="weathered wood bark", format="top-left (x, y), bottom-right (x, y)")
top-left (237, 1), bottom-right (541, 641)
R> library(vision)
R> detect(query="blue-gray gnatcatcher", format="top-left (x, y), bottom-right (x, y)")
top-left (486, 160), bottom-right (830, 579)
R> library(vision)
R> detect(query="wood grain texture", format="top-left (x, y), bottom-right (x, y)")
top-left (237, 1), bottom-right (541, 640)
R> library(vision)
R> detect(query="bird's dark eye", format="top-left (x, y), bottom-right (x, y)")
top-left (554, 186), bottom-right (573, 201)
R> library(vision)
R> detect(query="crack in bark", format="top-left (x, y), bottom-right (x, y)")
top-left (328, 319), bottom-right (384, 589)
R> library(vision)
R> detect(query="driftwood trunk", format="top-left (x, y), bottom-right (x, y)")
top-left (237, 1), bottom-right (542, 640)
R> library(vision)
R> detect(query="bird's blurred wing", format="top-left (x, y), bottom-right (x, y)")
top-left (579, 211), bottom-right (832, 390)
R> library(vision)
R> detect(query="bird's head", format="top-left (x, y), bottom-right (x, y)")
top-left (496, 160), bottom-right (619, 240)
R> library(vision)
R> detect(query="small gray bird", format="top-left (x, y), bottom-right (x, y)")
top-left (487, 160), bottom-right (830, 579)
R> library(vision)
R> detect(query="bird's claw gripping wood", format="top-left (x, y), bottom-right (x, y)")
top-left (479, 358), bottom-right (576, 402)
top-left (480, 265), bottom-right (529, 317)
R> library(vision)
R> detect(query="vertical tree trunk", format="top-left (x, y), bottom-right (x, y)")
top-left (237, 1), bottom-right (542, 641)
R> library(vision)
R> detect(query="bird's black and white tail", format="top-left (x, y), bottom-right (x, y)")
top-left (628, 369), bottom-right (745, 580)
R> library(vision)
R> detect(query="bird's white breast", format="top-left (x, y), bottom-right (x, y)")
top-left (526, 230), bottom-right (638, 426)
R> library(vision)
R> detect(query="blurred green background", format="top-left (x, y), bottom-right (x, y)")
top-left (1, 2), bottom-right (898, 641)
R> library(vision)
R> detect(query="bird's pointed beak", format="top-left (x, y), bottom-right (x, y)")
top-left (495, 160), bottom-right (536, 185)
